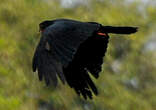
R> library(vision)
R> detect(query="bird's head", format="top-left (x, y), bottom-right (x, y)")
top-left (39, 20), bottom-right (54, 32)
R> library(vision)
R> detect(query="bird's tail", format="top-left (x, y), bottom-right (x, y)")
top-left (100, 26), bottom-right (138, 34)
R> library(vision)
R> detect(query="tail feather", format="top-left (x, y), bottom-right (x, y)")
top-left (100, 26), bottom-right (138, 34)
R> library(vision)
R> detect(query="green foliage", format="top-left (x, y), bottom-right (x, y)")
top-left (0, 0), bottom-right (156, 110)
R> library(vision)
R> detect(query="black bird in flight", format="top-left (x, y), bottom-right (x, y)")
top-left (32, 19), bottom-right (137, 99)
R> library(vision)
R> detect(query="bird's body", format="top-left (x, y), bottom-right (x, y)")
top-left (32, 18), bottom-right (137, 99)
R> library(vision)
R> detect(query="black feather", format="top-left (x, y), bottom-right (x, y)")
top-left (32, 18), bottom-right (138, 99)
top-left (101, 26), bottom-right (138, 34)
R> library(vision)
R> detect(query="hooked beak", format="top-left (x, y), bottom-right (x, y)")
top-left (38, 28), bottom-right (42, 35)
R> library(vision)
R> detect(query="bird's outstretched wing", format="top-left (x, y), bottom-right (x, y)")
top-left (63, 32), bottom-right (109, 99)
top-left (32, 19), bottom-right (137, 99)
top-left (32, 20), bottom-right (100, 89)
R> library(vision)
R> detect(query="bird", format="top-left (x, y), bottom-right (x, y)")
top-left (32, 18), bottom-right (138, 99)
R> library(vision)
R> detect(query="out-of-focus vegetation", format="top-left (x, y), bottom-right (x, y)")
top-left (0, 0), bottom-right (156, 110)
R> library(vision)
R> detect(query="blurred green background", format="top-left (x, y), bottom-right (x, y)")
top-left (0, 0), bottom-right (156, 110)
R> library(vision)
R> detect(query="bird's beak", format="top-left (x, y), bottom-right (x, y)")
top-left (37, 29), bottom-right (41, 35)
top-left (39, 28), bottom-right (41, 32)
